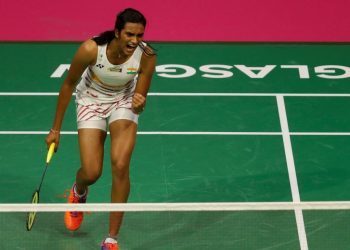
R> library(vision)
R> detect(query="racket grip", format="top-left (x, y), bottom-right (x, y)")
top-left (46, 143), bottom-right (56, 164)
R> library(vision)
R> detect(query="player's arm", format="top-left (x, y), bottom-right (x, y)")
top-left (46, 40), bottom-right (97, 149)
top-left (132, 47), bottom-right (157, 113)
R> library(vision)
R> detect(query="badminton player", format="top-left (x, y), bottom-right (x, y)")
top-left (45, 8), bottom-right (156, 250)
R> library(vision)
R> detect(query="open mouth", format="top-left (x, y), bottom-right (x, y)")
top-left (126, 43), bottom-right (137, 52)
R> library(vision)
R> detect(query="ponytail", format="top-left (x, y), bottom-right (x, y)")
top-left (92, 30), bottom-right (115, 45)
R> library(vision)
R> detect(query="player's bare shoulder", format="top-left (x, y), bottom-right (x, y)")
top-left (68, 39), bottom-right (98, 71)
top-left (77, 39), bottom-right (98, 64)
top-left (81, 39), bottom-right (98, 53)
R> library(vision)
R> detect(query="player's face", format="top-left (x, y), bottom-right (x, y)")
top-left (117, 22), bottom-right (145, 56)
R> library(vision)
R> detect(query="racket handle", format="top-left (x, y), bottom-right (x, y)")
top-left (46, 143), bottom-right (56, 164)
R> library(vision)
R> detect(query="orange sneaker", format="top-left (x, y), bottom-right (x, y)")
top-left (101, 238), bottom-right (119, 250)
top-left (64, 184), bottom-right (88, 231)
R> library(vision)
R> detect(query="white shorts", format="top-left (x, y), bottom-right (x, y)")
top-left (77, 106), bottom-right (138, 131)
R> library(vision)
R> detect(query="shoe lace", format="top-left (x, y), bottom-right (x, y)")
top-left (69, 191), bottom-right (87, 217)
top-left (72, 190), bottom-right (87, 203)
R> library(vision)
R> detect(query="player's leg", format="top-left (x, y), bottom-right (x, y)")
top-left (110, 119), bottom-right (137, 232)
top-left (65, 119), bottom-right (107, 231)
top-left (75, 127), bottom-right (107, 192)
top-left (101, 108), bottom-right (138, 247)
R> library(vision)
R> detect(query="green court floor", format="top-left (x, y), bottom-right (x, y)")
top-left (0, 42), bottom-right (350, 249)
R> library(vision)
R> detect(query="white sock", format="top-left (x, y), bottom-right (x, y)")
top-left (73, 185), bottom-right (87, 198)
top-left (104, 237), bottom-right (118, 244)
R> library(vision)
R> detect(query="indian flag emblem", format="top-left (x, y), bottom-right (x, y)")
top-left (127, 67), bottom-right (138, 74)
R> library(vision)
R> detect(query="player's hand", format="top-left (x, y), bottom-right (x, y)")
top-left (45, 129), bottom-right (60, 152)
top-left (132, 93), bottom-right (146, 114)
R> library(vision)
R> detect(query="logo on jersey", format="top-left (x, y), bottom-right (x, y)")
top-left (108, 66), bottom-right (122, 72)
top-left (96, 64), bottom-right (104, 69)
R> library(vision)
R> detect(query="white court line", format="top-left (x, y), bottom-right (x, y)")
top-left (149, 93), bottom-right (350, 97)
top-left (0, 92), bottom-right (60, 96)
top-left (1, 131), bottom-right (350, 135)
top-left (276, 95), bottom-right (308, 250)
top-left (291, 132), bottom-right (350, 136)
top-left (0, 92), bottom-right (350, 97)
top-left (0, 131), bottom-right (282, 135)
top-left (2, 201), bottom-right (350, 212)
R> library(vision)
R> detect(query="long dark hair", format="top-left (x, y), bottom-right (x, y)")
top-left (92, 8), bottom-right (156, 56)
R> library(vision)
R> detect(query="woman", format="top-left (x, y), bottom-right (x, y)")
top-left (45, 8), bottom-right (156, 250)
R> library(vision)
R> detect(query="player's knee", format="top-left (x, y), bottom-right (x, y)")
top-left (111, 159), bottom-right (130, 180)
top-left (81, 166), bottom-right (102, 184)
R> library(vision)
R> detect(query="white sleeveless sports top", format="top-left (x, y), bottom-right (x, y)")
top-left (90, 43), bottom-right (143, 87)
top-left (76, 42), bottom-right (144, 106)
